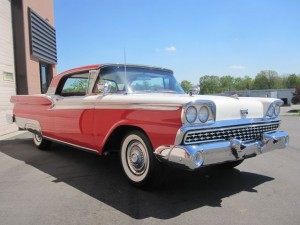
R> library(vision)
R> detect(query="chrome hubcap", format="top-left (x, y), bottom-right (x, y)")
top-left (131, 153), bottom-right (140, 164)
top-left (127, 141), bottom-right (147, 175)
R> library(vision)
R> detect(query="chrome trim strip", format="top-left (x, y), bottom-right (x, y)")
top-left (43, 136), bottom-right (99, 154)
top-left (51, 101), bottom-right (181, 111)
top-left (51, 104), bottom-right (94, 110)
top-left (94, 102), bottom-right (181, 111)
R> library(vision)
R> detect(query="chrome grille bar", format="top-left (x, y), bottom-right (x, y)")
top-left (184, 122), bottom-right (280, 144)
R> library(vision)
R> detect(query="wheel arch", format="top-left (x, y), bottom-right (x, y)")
top-left (102, 125), bottom-right (152, 154)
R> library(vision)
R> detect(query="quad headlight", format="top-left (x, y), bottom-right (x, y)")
top-left (184, 102), bottom-right (215, 125)
top-left (267, 105), bottom-right (275, 117)
top-left (266, 101), bottom-right (282, 118)
top-left (274, 104), bottom-right (280, 116)
top-left (198, 106), bottom-right (210, 123)
top-left (186, 106), bottom-right (197, 123)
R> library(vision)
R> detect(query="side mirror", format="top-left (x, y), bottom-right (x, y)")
top-left (97, 80), bottom-right (112, 95)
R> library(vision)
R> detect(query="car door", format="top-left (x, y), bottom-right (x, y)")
top-left (51, 70), bottom-right (98, 150)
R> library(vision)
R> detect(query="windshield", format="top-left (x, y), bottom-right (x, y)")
top-left (97, 65), bottom-right (185, 94)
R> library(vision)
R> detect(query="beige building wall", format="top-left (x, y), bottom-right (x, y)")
top-left (0, 0), bottom-right (18, 135)
top-left (23, 0), bottom-right (57, 94)
top-left (0, 0), bottom-right (56, 136)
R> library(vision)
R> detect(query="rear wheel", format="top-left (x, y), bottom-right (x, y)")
top-left (120, 130), bottom-right (163, 187)
top-left (33, 133), bottom-right (52, 150)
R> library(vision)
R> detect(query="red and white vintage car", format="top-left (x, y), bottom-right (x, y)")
top-left (8, 64), bottom-right (289, 187)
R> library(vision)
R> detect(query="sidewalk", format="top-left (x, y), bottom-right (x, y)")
top-left (281, 104), bottom-right (300, 115)
top-left (0, 131), bottom-right (27, 141)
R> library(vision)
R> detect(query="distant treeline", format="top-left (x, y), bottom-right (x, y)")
top-left (180, 70), bottom-right (300, 94)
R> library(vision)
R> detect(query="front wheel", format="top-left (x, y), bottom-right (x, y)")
top-left (120, 130), bottom-right (163, 187)
top-left (33, 133), bottom-right (52, 150)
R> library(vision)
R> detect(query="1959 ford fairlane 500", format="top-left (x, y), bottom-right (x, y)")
top-left (8, 64), bottom-right (289, 187)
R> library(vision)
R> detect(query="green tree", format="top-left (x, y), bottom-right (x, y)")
top-left (220, 75), bottom-right (234, 92)
top-left (232, 76), bottom-right (254, 90)
top-left (180, 80), bottom-right (192, 93)
top-left (253, 70), bottom-right (279, 89)
top-left (233, 77), bottom-right (243, 90)
top-left (196, 71), bottom-right (300, 93)
top-left (199, 75), bottom-right (221, 94)
top-left (274, 76), bottom-right (285, 89)
top-left (243, 76), bottom-right (253, 90)
top-left (71, 79), bottom-right (88, 92)
top-left (63, 79), bottom-right (88, 93)
top-left (286, 74), bottom-right (300, 88)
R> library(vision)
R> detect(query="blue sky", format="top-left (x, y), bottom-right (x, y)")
top-left (54, 0), bottom-right (300, 85)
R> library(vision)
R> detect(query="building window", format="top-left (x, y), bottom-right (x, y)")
top-left (28, 8), bottom-right (57, 64)
top-left (40, 63), bottom-right (52, 93)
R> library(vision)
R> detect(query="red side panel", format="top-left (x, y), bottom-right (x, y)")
top-left (52, 109), bottom-right (95, 150)
top-left (93, 108), bottom-right (183, 153)
top-left (12, 98), bottom-right (55, 136)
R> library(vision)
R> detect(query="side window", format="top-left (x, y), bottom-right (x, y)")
top-left (93, 67), bottom-right (125, 94)
top-left (60, 73), bottom-right (90, 96)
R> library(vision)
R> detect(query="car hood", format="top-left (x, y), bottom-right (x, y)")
top-left (84, 93), bottom-right (277, 121)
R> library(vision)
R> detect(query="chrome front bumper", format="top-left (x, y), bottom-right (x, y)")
top-left (154, 131), bottom-right (289, 170)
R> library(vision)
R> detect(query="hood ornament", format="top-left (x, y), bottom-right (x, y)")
top-left (240, 109), bottom-right (248, 119)
top-left (230, 94), bottom-right (239, 100)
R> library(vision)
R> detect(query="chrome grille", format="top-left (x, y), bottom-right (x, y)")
top-left (184, 122), bottom-right (280, 144)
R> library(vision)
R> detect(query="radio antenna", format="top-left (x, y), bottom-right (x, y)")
top-left (124, 48), bottom-right (127, 93)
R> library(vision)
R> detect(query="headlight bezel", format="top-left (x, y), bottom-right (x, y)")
top-left (266, 100), bottom-right (282, 118)
top-left (183, 101), bottom-right (215, 125)
top-left (274, 104), bottom-right (280, 117)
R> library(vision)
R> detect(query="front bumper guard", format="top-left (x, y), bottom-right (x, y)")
top-left (154, 131), bottom-right (289, 170)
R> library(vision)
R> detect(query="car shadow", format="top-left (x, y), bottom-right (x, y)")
top-left (0, 133), bottom-right (274, 220)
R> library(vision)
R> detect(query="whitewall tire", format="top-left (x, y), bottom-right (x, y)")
top-left (33, 133), bottom-right (52, 150)
top-left (120, 130), bottom-right (163, 187)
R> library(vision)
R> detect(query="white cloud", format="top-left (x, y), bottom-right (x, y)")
top-left (165, 46), bottom-right (176, 51)
top-left (229, 65), bottom-right (246, 70)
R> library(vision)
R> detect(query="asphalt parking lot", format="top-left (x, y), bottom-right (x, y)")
top-left (0, 116), bottom-right (299, 225)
